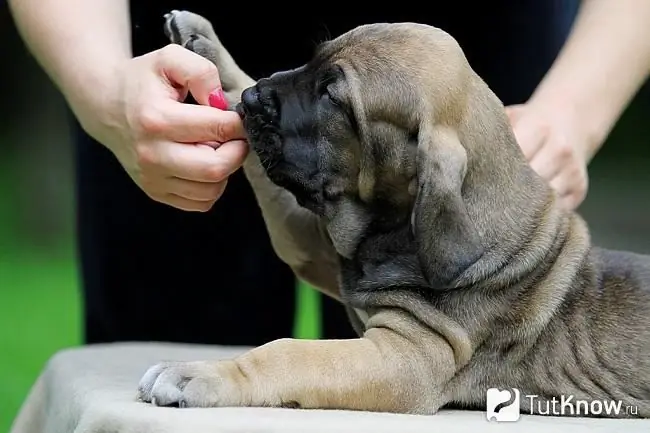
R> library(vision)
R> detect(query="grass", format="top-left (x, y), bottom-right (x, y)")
top-left (0, 243), bottom-right (80, 432)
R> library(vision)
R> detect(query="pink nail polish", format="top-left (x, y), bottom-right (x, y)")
top-left (208, 88), bottom-right (228, 110)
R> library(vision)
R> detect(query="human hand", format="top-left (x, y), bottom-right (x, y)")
top-left (78, 44), bottom-right (248, 212)
top-left (506, 103), bottom-right (593, 211)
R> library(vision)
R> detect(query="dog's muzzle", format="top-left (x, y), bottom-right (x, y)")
top-left (238, 80), bottom-right (279, 119)
top-left (237, 82), bottom-right (285, 172)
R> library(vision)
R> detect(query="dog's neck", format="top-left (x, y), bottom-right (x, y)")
top-left (336, 186), bottom-right (590, 352)
top-left (336, 154), bottom-right (588, 316)
top-left (337, 221), bottom-right (428, 305)
top-left (453, 88), bottom-right (591, 292)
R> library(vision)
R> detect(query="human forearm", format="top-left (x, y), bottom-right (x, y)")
top-left (8, 0), bottom-right (131, 121)
top-left (528, 0), bottom-right (650, 160)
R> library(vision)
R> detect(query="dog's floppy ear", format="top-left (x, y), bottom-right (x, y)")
top-left (410, 123), bottom-right (485, 289)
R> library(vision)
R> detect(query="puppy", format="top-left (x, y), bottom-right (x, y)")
top-left (137, 10), bottom-right (650, 418)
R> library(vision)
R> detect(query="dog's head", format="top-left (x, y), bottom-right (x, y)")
top-left (238, 23), bottom-right (551, 290)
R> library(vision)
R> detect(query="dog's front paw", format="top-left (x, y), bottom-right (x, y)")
top-left (137, 360), bottom-right (245, 408)
top-left (163, 10), bottom-right (226, 73)
top-left (163, 10), bottom-right (210, 45)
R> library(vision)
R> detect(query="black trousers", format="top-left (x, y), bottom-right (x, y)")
top-left (74, 1), bottom-right (579, 345)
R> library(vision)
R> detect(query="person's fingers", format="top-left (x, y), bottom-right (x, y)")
top-left (137, 101), bottom-right (246, 143)
top-left (506, 107), bottom-right (549, 161)
top-left (529, 147), bottom-right (563, 182)
top-left (201, 139), bottom-right (249, 179)
top-left (557, 192), bottom-right (582, 211)
top-left (199, 141), bottom-right (222, 149)
top-left (146, 140), bottom-right (249, 183)
top-left (504, 104), bottom-right (525, 124)
top-left (514, 125), bottom-right (547, 161)
top-left (549, 169), bottom-right (588, 211)
top-left (165, 177), bottom-right (228, 202)
top-left (163, 193), bottom-right (217, 212)
top-left (550, 176), bottom-right (575, 211)
top-left (156, 44), bottom-right (221, 106)
top-left (549, 174), bottom-right (570, 197)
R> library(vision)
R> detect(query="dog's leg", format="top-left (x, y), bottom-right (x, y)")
top-left (163, 10), bottom-right (254, 102)
top-left (137, 309), bottom-right (455, 413)
top-left (163, 11), bottom-right (343, 300)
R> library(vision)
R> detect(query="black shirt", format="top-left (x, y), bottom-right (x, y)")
top-left (128, 1), bottom-right (578, 104)
top-left (74, 1), bottom-right (577, 346)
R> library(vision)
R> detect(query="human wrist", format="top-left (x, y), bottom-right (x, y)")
top-left (526, 87), bottom-right (606, 163)
top-left (521, 0), bottom-right (650, 164)
top-left (62, 57), bottom-right (131, 147)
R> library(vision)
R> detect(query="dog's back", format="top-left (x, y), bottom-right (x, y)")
top-left (520, 246), bottom-right (650, 416)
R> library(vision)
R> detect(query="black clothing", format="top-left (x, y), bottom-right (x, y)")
top-left (74, 1), bottom-right (579, 345)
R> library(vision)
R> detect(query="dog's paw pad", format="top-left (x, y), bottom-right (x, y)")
top-left (163, 10), bottom-right (186, 45)
top-left (183, 34), bottom-right (200, 51)
top-left (163, 10), bottom-right (213, 46)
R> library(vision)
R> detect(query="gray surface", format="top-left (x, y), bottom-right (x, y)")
top-left (10, 342), bottom-right (649, 433)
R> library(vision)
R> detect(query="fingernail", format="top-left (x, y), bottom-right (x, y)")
top-left (208, 88), bottom-right (228, 110)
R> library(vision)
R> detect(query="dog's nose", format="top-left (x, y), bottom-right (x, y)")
top-left (241, 80), bottom-right (278, 116)
top-left (241, 86), bottom-right (262, 113)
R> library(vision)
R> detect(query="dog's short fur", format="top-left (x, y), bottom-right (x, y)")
top-left (137, 11), bottom-right (650, 418)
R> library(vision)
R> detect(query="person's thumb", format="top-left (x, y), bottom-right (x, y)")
top-left (505, 105), bottom-right (547, 161)
top-left (504, 104), bottom-right (525, 125)
top-left (155, 44), bottom-right (222, 106)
